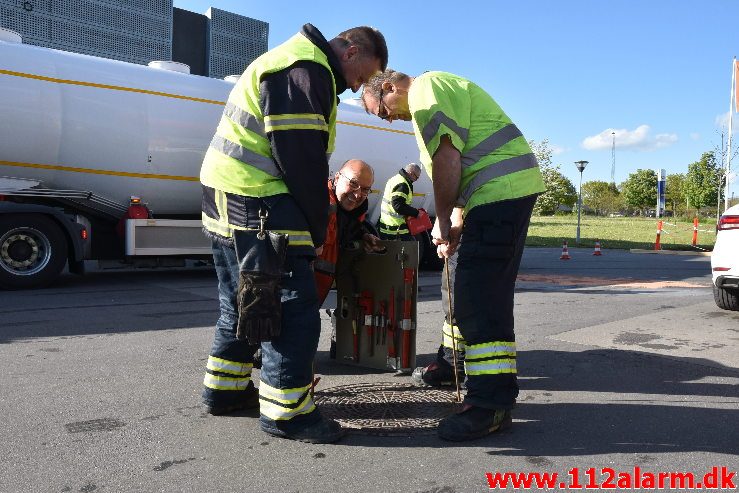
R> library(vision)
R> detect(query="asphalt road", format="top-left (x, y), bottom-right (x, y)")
top-left (0, 247), bottom-right (737, 492)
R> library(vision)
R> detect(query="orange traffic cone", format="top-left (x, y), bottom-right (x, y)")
top-left (560, 240), bottom-right (571, 260)
top-left (593, 240), bottom-right (602, 256)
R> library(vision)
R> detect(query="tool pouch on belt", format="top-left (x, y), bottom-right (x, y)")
top-left (233, 227), bottom-right (287, 344)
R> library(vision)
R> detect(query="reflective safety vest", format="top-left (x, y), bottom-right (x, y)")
top-left (313, 181), bottom-right (366, 305)
top-left (408, 71), bottom-right (544, 213)
top-left (379, 172), bottom-right (412, 235)
top-left (200, 32), bottom-right (338, 239)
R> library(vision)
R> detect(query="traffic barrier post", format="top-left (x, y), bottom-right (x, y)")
top-left (560, 240), bottom-right (571, 260)
top-left (593, 240), bottom-right (602, 256)
top-left (692, 217), bottom-right (699, 246)
top-left (654, 220), bottom-right (663, 250)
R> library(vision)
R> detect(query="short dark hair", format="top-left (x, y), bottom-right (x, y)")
top-left (335, 26), bottom-right (388, 71)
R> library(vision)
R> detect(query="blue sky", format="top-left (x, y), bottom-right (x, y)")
top-left (175, 0), bottom-right (737, 190)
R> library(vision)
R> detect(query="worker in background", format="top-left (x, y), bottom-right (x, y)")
top-left (199, 23), bottom-right (388, 444)
top-left (378, 163), bottom-right (422, 241)
top-left (361, 69), bottom-right (544, 441)
top-left (315, 159), bottom-right (383, 305)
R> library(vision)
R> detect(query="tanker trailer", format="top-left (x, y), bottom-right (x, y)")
top-left (0, 28), bottom-right (434, 289)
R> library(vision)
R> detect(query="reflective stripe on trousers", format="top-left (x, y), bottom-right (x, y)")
top-left (258, 381), bottom-right (316, 420)
top-left (464, 341), bottom-right (517, 375)
top-left (441, 320), bottom-right (466, 350)
top-left (202, 241), bottom-right (321, 431)
top-left (203, 355), bottom-right (253, 391)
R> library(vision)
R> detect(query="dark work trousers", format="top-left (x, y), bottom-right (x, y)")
top-left (202, 195), bottom-right (321, 433)
top-left (204, 242), bottom-right (321, 432)
top-left (438, 194), bottom-right (536, 410)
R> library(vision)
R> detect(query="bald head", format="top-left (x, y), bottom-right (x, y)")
top-left (334, 159), bottom-right (375, 211)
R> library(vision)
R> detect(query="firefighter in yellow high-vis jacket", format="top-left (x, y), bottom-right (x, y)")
top-left (199, 23), bottom-right (387, 444)
top-left (378, 163), bottom-right (422, 241)
top-left (362, 68), bottom-right (544, 442)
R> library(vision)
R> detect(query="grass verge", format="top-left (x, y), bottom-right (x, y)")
top-left (526, 216), bottom-right (715, 251)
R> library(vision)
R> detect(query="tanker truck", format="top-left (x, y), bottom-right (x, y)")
top-left (0, 28), bottom-right (436, 290)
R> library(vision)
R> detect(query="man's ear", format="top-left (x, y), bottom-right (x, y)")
top-left (344, 45), bottom-right (358, 61)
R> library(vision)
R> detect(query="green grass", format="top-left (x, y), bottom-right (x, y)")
top-left (526, 215), bottom-right (716, 251)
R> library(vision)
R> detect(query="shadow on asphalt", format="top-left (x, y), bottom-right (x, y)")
top-left (517, 349), bottom-right (739, 397)
top-left (0, 268), bottom-right (220, 342)
top-left (315, 348), bottom-right (739, 455)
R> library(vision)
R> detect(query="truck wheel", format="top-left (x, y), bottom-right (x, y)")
top-left (713, 283), bottom-right (739, 311)
top-left (0, 214), bottom-right (68, 289)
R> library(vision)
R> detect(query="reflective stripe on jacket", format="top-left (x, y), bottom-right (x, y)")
top-left (200, 31), bottom-right (337, 213)
top-left (408, 71), bottom-right (544, 213)
top-left (201, 185), bottom-right (314, 250)
top-left (379, 172), bottom-right (412, 234)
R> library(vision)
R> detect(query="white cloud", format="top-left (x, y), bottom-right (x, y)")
top-left (690, 133), bottom-right (701, 141)
top-left (581, 125), bottom-right (678, 151)
top-left (652, 132), bottom-right (679, 149)
top-left (550, 144), bottom-right (566, 155)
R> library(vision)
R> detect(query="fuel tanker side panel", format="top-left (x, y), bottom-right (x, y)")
top-left (0, 43), bottom-right (62, 180)
top-left (0, 40), bottom-right (431, 219)
top-left (0, 41), bottom-right (229, 214)
top-left (0, 36), bottom-right (440, 288)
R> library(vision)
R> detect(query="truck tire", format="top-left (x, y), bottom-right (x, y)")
top-left (0, 214), bottom-right (68, 290)
top-left (713, 283), bottom-right (739, 311)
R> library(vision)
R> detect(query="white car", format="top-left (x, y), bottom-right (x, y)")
top-left (711, 203), bottom-right (739, 310)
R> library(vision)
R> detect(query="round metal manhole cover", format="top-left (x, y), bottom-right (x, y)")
top-left (314, 382), bottom-right (461, 436)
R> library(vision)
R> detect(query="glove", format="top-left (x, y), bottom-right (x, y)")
top-left (236, 271), bottom-right (281, 344)
top-left (233, 229), bottom-right (288, 344)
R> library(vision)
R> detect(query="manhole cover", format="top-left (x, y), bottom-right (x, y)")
top-left (314, 382), bottom-right (461, 436)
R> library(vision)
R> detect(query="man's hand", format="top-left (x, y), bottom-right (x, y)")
top-left (431, 216), bottom-right (451, 245)
top-left (362, 233), bottom-right (385, 253)
top-left (436, 225), bottom-right (461, 258)
top-left (432, 208), bottom-right (463, 258)
top-left (315, 245), bottom-right (324, 256)
top-left (432, 216), bottom-right (452, 258)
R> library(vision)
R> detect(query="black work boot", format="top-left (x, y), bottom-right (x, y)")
top-left (437, 404), bottom-right (511, 441)
top-left (205, 381), bottom-right (259, 416)
top-left (411, 362), bottom-right (464, 388)
top-left (262, 416), bottom-right (346, 444)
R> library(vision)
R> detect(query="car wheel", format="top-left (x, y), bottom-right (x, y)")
top-left (713, 283), bottom-right (739, 311)
top-left (0, 214), bottom-right (69, 290)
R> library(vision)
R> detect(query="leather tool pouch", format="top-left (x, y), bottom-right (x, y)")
top-left (233, 227), bottom-right (288, 344)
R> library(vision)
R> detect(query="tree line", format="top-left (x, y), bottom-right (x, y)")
top-left (530, 140), bottom-right (734, 217)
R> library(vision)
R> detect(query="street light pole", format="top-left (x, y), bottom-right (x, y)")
top-left (717, 172), bottom-right (725, 226)
top-left (574, 160), bottom-right (589, 245)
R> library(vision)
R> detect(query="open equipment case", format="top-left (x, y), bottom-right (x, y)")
top-left (331, 240), bottom-right (419, 372)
